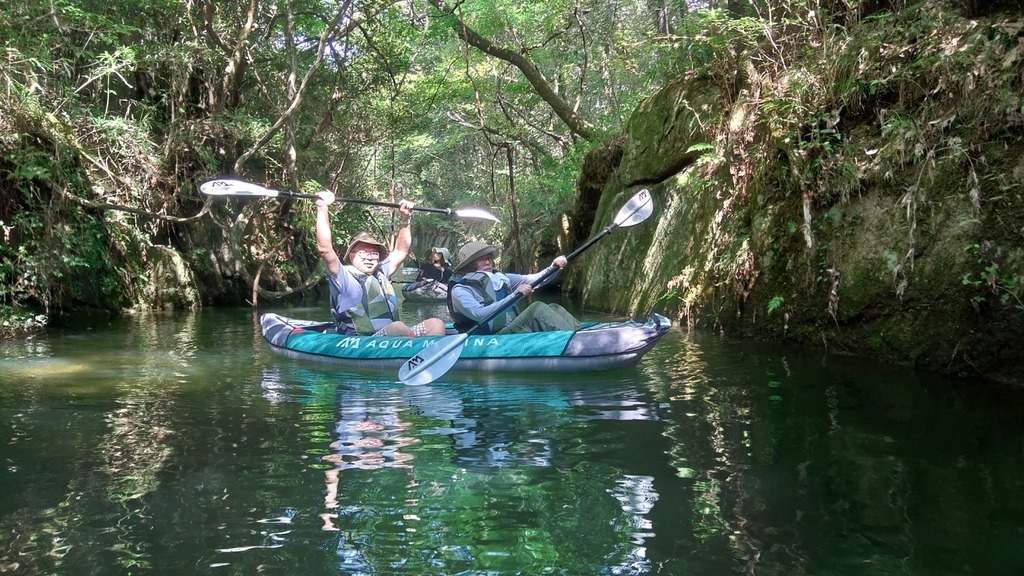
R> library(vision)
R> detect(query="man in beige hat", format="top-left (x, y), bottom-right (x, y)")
top-left (315, 191), bottom-right (445, 337)
top-left (447, 241), bottom-right (582, 335)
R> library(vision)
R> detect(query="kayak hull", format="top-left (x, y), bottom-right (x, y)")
top-left (401, 279), bottom-right (448, 302)
top-left (260, 312), bottom-right (672, 375)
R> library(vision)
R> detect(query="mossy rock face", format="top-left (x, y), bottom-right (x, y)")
top-left (620, 75), bottom-right (724, 185)
top-left (144, 246), bottom-right (200, 311)
top-left (567, 10), bottom-right (1024, 384)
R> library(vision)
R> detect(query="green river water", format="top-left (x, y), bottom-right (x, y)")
top-left (1, 300), bottom-right (1022, 575)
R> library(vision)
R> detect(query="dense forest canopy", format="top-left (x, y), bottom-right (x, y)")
top-left (1, 0), bottom-right (708, 322)
top-left (1, 0), bottom-right (1020, 338)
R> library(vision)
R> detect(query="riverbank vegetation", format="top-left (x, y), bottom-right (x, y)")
top-left (2, 0), bottom-right (685, 331)
top-left (2, 0), bottom-right (1022, 380)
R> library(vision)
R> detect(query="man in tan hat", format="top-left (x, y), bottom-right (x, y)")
top-left (447, 241), bottom-right (582, 334)
top-left (315, 191), bottom-right (446, 337)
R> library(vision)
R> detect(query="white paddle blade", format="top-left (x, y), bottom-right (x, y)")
top-left (399, 334), bottom-right (468, 385)
top-left (614, 188), bottom-right (654, 228)
top-left (453, 208), bottom-right (501, 223)
top-left (199, 178), bottom-right (280, 197)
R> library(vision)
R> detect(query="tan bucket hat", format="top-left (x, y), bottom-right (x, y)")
top-left (455, 241), bottom-right (498, 272)
top-left (343, 232), bottom-right (389, 263)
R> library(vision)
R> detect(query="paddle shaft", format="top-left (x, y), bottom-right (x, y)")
top-left (260, 188), bottom-right (458, 216)
top-left (200, 178), bottom-right (500, 221)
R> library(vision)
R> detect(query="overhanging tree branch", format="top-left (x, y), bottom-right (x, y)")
top-left (427, 0), bottom-right (597, 142)
top-left (232, 3), bottom-right (361, 174)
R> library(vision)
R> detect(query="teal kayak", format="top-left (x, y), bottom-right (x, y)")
top-left (260, 312), bottom-right (671, 375)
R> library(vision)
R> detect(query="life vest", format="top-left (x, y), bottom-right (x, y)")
top-left (333, 265), bottom-right (399, 335)
top-left (447, 271), bottom-right (517, 334)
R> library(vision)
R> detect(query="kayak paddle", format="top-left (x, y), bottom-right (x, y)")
top-left (398, 187), bottom-right (654, 386)
top-left (199, 177), bottom-right (501, 223)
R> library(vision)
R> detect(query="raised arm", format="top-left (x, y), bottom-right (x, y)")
top-left (315, 192), bottom-right (341, 277)
top-left (387, 200), bottom-right (414, 274)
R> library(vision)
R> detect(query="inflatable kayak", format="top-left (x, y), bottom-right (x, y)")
top-left (260, 312), bottom-right (671, 375)
top-left (401, 279), bottom-right (448, 302)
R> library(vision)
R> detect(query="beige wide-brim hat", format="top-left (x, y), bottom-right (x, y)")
top-left (455, 241), bottom-right (498, 272)
top-left (432, 247), bottom-right (453, 267)
top-left (343, 232), bottom-right (389, 264)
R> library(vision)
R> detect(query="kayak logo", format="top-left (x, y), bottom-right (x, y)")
top-left (333, 336), bottom-right (416, 349)
top-left (334, 337), bottom-right (362, 349)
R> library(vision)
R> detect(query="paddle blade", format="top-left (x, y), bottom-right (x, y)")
top-left (613, 188), bottom-right (654, 228)
top-left (453, 207), bottom-right (501, 223)
top-left (399, 334), bottom-right (468, 385)
top-left (199, 178), bottom-right (279, 197)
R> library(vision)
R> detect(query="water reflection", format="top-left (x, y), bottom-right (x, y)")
top-left (609, 475), bottom-right (659, 573)
top-left (639, 330), bottom-right (1024, 574)
top-left (0, 311), bottom-right (229, 574)
top-left (321, 397), bottom-right (419, 534)
top-left (255, 364), bottom-right (669, 574)
top-left (4, 308), bottom-right (1024, 575)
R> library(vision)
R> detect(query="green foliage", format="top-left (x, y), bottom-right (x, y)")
top-left (9, 151), bottom-right (53, 182)
top-left (654, 289), bottom-right (680, 305)
top-left (688, 142), bottom-right (724, 167)
top-left (1, 208), bottom-right (47, 315)
top-left (962, 243), bottom-right (1024, 311)
top-left (673, 9), bottom-right (763, 72)
top-left (2, 0), bottom-right (1018, 335)
top-left (767, 296), bottom-right (785, 315)
top-left (0, 193), bottom-right (130, 317)
top-left (0, 306), bottom-right (47, 338)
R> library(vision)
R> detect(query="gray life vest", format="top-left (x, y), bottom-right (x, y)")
top-left (334, 265), bottom-right (399, 335)
top-left (447, 271), bottom-right (517, 334)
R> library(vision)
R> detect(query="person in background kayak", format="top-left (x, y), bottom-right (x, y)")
top-left (428, 247), bottom-right (454, 282)
top-left (403, 246), bottom-right (453, 299)
top-left (411, 246), bottom-right (453, 284)
top-left (315, 191), bottom-right (446, 337)
top-left (448, 241), bottom-right (582, 334)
